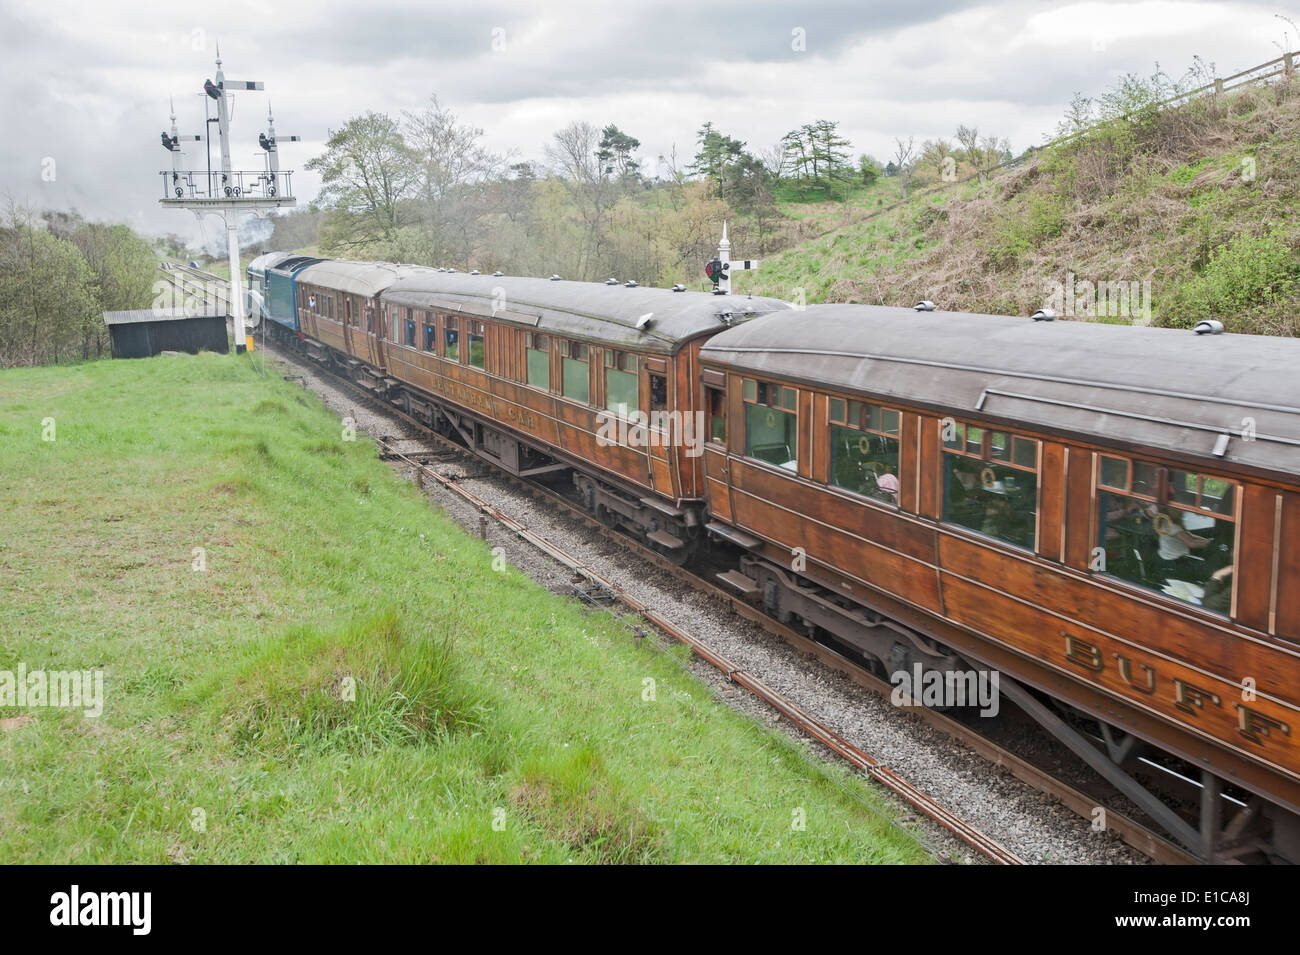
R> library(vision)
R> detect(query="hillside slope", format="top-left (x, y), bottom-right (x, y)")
top-left (0, 354), bottom-right (929, 863)
top-left (737, 73), bottom-right (1300, 336)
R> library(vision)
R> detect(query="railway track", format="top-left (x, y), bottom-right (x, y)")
top-left (260, 337), bottom-right (1200, 865)
top-left (388, 438), bottom-right (1024, 864)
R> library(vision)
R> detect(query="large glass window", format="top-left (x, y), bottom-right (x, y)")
top-left (1096, 456), bottom-right (1236, 612)
top-left (526, 333), bottom-right (549, 389)
top-left (605, 350), bottom-right (639, 413)
top-left (829, 398), bottom-right (901, 505)
top-left (422, 321), bottom-right (435, 351)
top-left (562, 341), bottom-right (590, 403)
top-left (743, 378), bottom-right (798, 470)
top-left (468, 321), bottom-right (486, 369)
top-left (444, 316), bottom-right (459, 361)
top-left (942, 423), bottom-right (1039, 549)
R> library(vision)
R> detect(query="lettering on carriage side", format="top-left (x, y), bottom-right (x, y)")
top-left (1060, 632), bottom-right (1293, 754)
top-left (1173, 678), bottom-right (1222, 716)
top-left (1114, 653), bottom-right (1156, 695)
top-left (1235, 703), bottom-right (1290, 745)
top-left (431, 378), bottom-right (496, 416)
top-left (505, 405), bottom-right (537, 429)
top-left (1063, 632), bottom-right (1103, 672)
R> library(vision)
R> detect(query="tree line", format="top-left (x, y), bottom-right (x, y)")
top-left (285, 98), bottom-right (1016, 287)
top-left (0, 203), bottom-right (158, 367)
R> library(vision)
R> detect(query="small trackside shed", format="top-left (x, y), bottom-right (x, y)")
top-left (103, 307), bottom-right (229, 358)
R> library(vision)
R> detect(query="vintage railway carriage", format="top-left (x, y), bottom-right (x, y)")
top-left (378, 273), bottom-right (789, 557)
top-left (293, 260), bottom-right (427, 381)
top-left (700, 304), bottom-right (1300, 862)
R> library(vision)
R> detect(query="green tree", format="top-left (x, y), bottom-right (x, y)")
top-left (0, 205), bottom-right (99, 366)
top-left (306, 112), bottom-right (417, 250)
top-left (689, 122), bottom-right (746, 192)
top-left (596, 124), bottom-right (642, 185)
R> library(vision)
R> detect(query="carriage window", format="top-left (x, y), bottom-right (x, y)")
top-left (743, 378), bottom-right (798, 471)
top-left (526, 333), bottom-right (550, 389)
top-left (1096, 455), bottom-right (1236, 613)
top-left (649, 374), bottom-right (668, 413)
top-left (943, 422), bottom-right (1039, 550)
top-left (468, 321), bottom-right (486, 369)
top-left (444, 316), bottom-right (459, 361)
top-left (830, 399), bottom-right (901, 505)
top-left (562, 341), bottom-right (590, 404)
top-left (405, 319), bottom-right (416, 348)
top-left (326, 295), bottom-right (333, 320)
top-left (364, 305), bottom-right (375, 333)
top-left (605, 350), bottom-right (639, 414)
top-left (423, 322), bottom-right (435, 351)
top-left (706, 386), bottom-right (726, 444)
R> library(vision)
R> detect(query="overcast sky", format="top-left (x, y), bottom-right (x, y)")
top-left (2, 0), bottom-right (1296, 245)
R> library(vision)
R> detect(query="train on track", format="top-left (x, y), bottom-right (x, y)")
top-left (245, 250), bottom-right (1300, 864)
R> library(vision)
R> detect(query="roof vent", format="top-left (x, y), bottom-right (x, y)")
top-left (605, 278), bottom-right (619, 285)
top-left (671, 284), bottom-right (686, 292)
top-left (1195, 319), bottom-right (1224, 335)
top-left (1212, 432), bottom-right (1231, 457)
top-left (718, 311), bottom-right (735, 325)
top-left (636, 313), bottom-right (654, 331)
top-left (549, 274), bottom-right (562, 281)
top-left (493, 270), bottom-right (503, 277)
top-left (447, 267), bottom-right (457, 273)
top-left (624, 280), bottom-right (638, 288)
top-left (470, 269), bottom-right (480, 275)
top-left (1031, 308), bottom-right (1056, 322)
top-left (914, 300), bottom-right (936, 312)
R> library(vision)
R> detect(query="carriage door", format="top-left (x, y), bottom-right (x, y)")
top-left (363, 299), bottom-right (384, 369)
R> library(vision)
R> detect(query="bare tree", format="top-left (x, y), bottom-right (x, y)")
top-left (893, 136), bottom-right (916, 200)
top-left (546, 121), bottom-right (616, 278)
top-left (403, 96), bottom-right (505, 266)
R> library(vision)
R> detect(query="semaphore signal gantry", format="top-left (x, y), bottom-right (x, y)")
top-left (158, 46), bottom-right (299, 354)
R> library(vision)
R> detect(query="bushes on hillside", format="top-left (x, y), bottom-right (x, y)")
top-left (1164, 227), bottom-right (1299, 329)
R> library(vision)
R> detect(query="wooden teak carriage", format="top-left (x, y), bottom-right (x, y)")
top-left (700, 304), bottom-right (1300, 862)
top-left (294, 263), bottom-right (788, 558)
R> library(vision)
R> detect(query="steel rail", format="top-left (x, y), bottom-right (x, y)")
top-left (380, 435), bottom-right (1025, 865)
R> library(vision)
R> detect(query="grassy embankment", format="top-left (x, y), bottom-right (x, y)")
top-left (739, 74), bottom-right (1300, 335)
top-left (0, 353), bottom-right (933, 863)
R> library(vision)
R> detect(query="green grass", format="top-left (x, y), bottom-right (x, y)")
top-left (0, 353), bottom-right (933, 864)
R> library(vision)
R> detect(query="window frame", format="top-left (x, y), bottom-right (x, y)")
top-left (740, 377), bottom-right (799, 471)
top-left (940, 420), bottom-right (1042, 551)
top-left (827, 396), bottom-right (903, 507)
top-left (560, 340), bottom-right (591, 405)
top-left (1094, 453), bottom-right (1238, 615)
top-left (443, 314), bottom-right (460, 361)
top-left (603, 349), bottom-right (640, 415)
top-left (525, 332), bottom-right (550, 391)
top-left (467, 320), bottom-right (486, 370)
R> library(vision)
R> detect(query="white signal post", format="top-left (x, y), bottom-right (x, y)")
top-left (161, 100), bottom-right (201, 190)
top-left (713, 221), bottom-right (759, 295)
top-left (159, 48), bottom-right (297, 355)
top-left (260, 104), bottom-right (301, 192)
